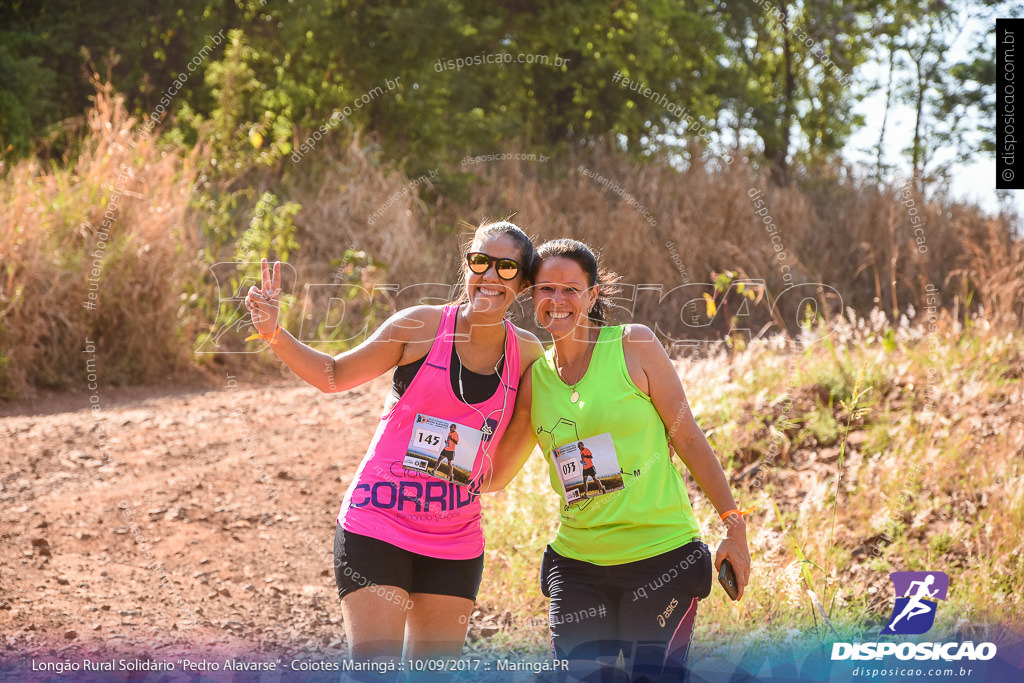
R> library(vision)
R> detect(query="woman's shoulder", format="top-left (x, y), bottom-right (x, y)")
top-left (399, 304), bottom-right (447, 322)
top-left (511, 324), bottom-right (546, 368)
top-left (619, 323), bottom-right (657, 343)
top-left (618, 323), bottom-right (667, 365)
top-left (384, 305), bottom-right (446, 342)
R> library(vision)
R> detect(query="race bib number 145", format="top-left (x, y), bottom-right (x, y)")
top-left (404, 414), bottom-right (483, 487)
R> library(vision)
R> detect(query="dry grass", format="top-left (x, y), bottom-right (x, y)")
top-left (259, 133), bottom-right (445, 288)
top-left (3, 79), bottom-right (1023, 666)
top-left (953, 218), bottom-right (1024, 327)
top-left (3, 83), bottom-right (1022, 400)
top-left (425, 150), bottom-right (1022, 337)
top-left (0, 79), bottom-right (201, 397)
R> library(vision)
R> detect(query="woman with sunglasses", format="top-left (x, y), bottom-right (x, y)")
top-left (483, 238), bottom-right (751, 681)
top-left (245, 221), bottom-right (543, 663)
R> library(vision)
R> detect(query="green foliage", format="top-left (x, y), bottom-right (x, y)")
top-left (5, 0), bottom-right (1010, 188)
top-left (799, 406), bottom-right (841, 446)
top-left (318, 249), bottom-right (390, 349)
top-left (300, 0), bottom-right (727, 165)
top-left (865, 419), bottom-right (894, 455)
top-left (0, 32), bottom-right (57, 158)
top-left (188, 186), bottom-right (301, 358)
top-left (929, 531), bottom-right (954, 556)
top-left (224, 191), bottom-right (302, 337)
top-left (0, 0), bottom-right (224, 162)
top-left (879, 0), bottom-right (1021, 188)
top-left (234, 192), bottom-right (302, 264)
top-left (883, 328), bottom-right (898, 353)
top-left (488, 311), bottom-right (1023, 645)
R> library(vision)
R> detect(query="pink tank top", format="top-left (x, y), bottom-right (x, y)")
top-left (337, 304), bottom-right (521, 559)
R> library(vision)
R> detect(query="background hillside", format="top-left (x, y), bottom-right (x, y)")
top-left (2, 316), bottom-right (1021, 662)
top-left (2, 0), bottom-right (1023, 399)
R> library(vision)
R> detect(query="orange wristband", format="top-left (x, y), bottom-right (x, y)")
top-left (720, 505), bottom-right (755, 522)
top-left (245, 326), bottom-right (282, 345)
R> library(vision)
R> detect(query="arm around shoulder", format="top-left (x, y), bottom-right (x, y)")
top-left (480, 365), bottom-right (539, 492)
top-left (514, 326), bottom-right (546, 373)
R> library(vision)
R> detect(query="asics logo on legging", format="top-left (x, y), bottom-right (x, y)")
top-left (657, 597), bottom-right (679, 627)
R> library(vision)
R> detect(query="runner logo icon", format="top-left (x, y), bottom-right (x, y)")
top-left (881, 571), bottom-right (949, 635)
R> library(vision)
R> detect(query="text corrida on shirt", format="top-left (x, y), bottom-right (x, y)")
top-left (347, 479), bottom-right (475, 513)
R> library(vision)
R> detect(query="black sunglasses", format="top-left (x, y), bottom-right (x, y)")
top-left (465, 252), bottom-right (522, 280)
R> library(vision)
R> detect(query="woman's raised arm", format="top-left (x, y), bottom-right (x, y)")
top-left (246, 258), bottom-right (436, 393)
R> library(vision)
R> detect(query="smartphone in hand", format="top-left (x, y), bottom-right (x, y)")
top-left (718, 559), bottom-right (739, 600)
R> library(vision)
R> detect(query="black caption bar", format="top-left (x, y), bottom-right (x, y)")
top-left (997, 18), bottom-right (1024, 189)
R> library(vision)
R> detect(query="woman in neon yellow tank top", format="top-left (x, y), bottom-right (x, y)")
top-left (487, 238), bottom-right (751, 681)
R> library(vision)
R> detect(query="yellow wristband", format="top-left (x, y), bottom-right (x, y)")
top-left (245, 326), bottom-right (282, 345)
top-left (720, 505), bottom-right (755, 522)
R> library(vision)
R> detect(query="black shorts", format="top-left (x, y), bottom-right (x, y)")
top-left (333, 526), bottom-right (484, 602)
top-left (540, 540), bottom-right (712, 679)
top-left (582, 465), bottom-right (597, 478)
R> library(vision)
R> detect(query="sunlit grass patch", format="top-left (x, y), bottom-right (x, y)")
top-left (476, 319), bottom-right (1024, 655)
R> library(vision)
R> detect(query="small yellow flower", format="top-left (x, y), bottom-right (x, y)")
top-left (703, 292), bottom-right (717, 317)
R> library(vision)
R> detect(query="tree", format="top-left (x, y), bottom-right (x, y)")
top-left (715, 0), bottom-right (875, 185)
top-left (0, 0), bottom-right (229, 163)
top-left (300, 0), bottom-right (726, 166)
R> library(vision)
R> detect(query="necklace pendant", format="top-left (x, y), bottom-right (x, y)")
top-left (570, 390), bottom-right (580, 404)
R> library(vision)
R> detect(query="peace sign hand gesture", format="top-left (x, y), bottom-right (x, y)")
top-left (245, 258), bottom-right (281, 337)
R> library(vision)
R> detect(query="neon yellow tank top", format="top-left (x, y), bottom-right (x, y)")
top-left (530, 325), bottom-right (701, 565)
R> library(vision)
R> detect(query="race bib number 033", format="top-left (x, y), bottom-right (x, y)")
top-left (404, 414), bottom-right (483, 487)
top-left (551, 432), bottom-right (624, 505)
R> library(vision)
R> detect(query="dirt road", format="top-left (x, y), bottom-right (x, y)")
top-left (1, 374), bottom-right (403, 662)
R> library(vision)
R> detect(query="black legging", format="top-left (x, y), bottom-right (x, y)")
top-left (540, 540), bottom-right (712, 681)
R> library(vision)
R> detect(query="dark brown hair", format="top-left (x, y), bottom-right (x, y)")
top-left (532, 238), bottom-right (620, 326)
